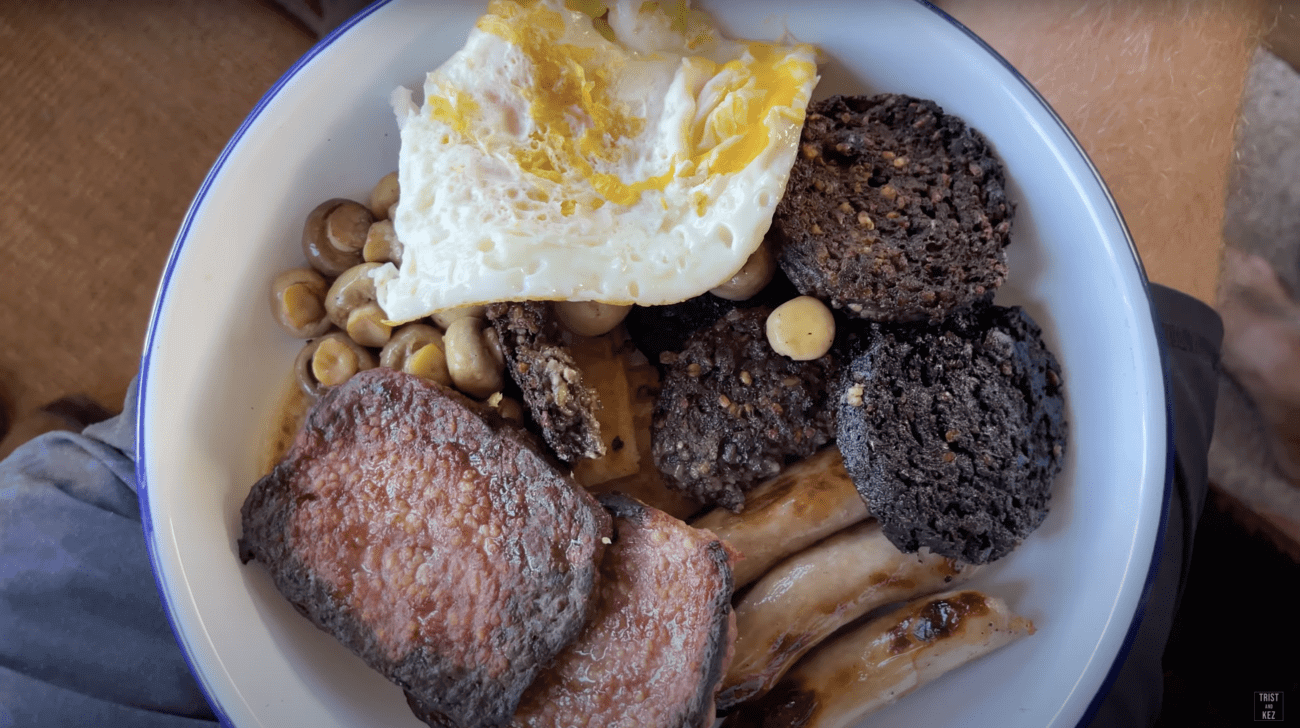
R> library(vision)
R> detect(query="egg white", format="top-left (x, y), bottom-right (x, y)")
top-left (375, 0), bottom-right (818, 323)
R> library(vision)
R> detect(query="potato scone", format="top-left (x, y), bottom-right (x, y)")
top-left (836, 302), bottom-right (1066, 564)
top-left (773, 94), bottom-right (1013, 323)
top-left (590, 352), bottom-right (703, 520)
top-left (511, 493), bottom-right (736, 728)
top-left (238, 368), bottom-right (611, 728)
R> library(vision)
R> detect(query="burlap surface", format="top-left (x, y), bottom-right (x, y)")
top-left (0, 0), bottom-right (313, 434)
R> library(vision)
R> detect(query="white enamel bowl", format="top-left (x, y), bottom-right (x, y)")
top-left (138, 1), bottom-right (1170, 726)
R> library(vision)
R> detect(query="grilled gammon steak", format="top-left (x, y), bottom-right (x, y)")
top-left (508, 493), bottom-right (737, 728)
top-left (238, 368), bottom-right (612, 728)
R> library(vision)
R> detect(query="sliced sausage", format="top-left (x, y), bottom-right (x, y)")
top-left (511, 494), bottom-right (736, 728)
top-left (722, 590), bottom-right (1033, 728)
top-left (692, 447), bottom-right (868, 587)
top-left (717, 520), bottom-right (976, 710)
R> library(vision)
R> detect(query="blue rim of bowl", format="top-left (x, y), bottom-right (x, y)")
top-left (134, 2), bottom-right (398, 725)
top-left (134, 1), bottom-right (1175, 726)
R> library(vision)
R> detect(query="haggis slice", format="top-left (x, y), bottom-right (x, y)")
top-left (488, 301), bottom-right (605, 462)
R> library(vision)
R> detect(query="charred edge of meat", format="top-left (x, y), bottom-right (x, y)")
top-left (240, 369), bottom-right (610, 728)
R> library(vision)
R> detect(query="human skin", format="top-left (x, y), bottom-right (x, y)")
top-left (934, 0), bottom-right (1275, 304)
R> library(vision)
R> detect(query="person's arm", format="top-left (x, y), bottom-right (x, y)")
top-left (934, 0), bottom-right (1274, 304)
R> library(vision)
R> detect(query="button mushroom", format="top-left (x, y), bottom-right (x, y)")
top-left (444, 317), bottom-right (506, 399)
top-left (362, 219), bottom-right (403, 265)
top-left (380, 323), bottom-right (451, 386)
top-left (270, 268), bottom-right (332, 338)
top-left (325, 263), bottom-right (393, 348)
top-left (294, 332), bottom-right (377, 397)
top-left (368, 171), bottom-right (399, 220)
top-left (487, 392), bottom-right (525, 423)
top-left (711, 241), bottom-right (776, 301)
top-left (430, 304), bottom-right (487, 330)
top-left (554, 300), bottom-right (632, 337)
top-left (302, 198), bottom-right (374, 277)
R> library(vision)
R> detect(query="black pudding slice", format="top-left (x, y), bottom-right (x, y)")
top-left (651, 307), bottom-right (838, 512)
top-left (624, 264), bottom-right (800, 370)
top-left (773, 93), bottom-right (1013, 323)
top-left (836, 302), bottom-right (1066, 564)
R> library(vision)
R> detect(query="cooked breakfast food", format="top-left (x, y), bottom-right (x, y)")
top-left (623, 248), bottom-right (802, 367)
top-left (239, 368), bottom-right (612, 728)
top-left (243, 1), bottom-right (1074, 725)
top-left (715, 520), bottom-right (976, 710)
top-left (773, 94), bottom-right (1013, 323)
top-left (302, 198), bottom-right (373, 278)
top-left (371, 0), bottom-right (819, 321)
top-left (721, 590), bottom-right (1034, 728)
top-left (691, 446), bottom-right (868, 588)
top-left (651, 306), bottom-right (838, 511)
top-left (836, 301), bottom-right (1068, 564)
top-left (487, 301), bottom-right (604, 461)
top-left (510, 493), bottom-right (736, 728)
top-left (580, 346), bottom-right (704, 520)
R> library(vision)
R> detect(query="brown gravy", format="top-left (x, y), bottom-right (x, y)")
top-left (259, 370), bottom-right (314, 476)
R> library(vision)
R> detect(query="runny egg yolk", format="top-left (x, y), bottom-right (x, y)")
top-left (687, 45), bottom-right (814, 175)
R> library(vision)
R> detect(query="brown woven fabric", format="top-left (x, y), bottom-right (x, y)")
top-left (0, 0), bottom-right (312, 429)
top-left (270, 0), bottom-right (372, 38)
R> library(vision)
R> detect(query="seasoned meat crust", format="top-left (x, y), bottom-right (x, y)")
top-left (773, 94), bottom-right (1013, 323)
top-left (836, 303), bottom-right (1066, 564)
top-left (487, 302), bottom-right (604, 462)
top-left (238, 368), bottom-right (611, 728)
top-left (511, 493), bottom-right (736, 728)
top-left (651, 307), bottom-right (837, 512)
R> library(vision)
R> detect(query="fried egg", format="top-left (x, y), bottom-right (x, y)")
top-left (374, 0), bottom-right (818, 323)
